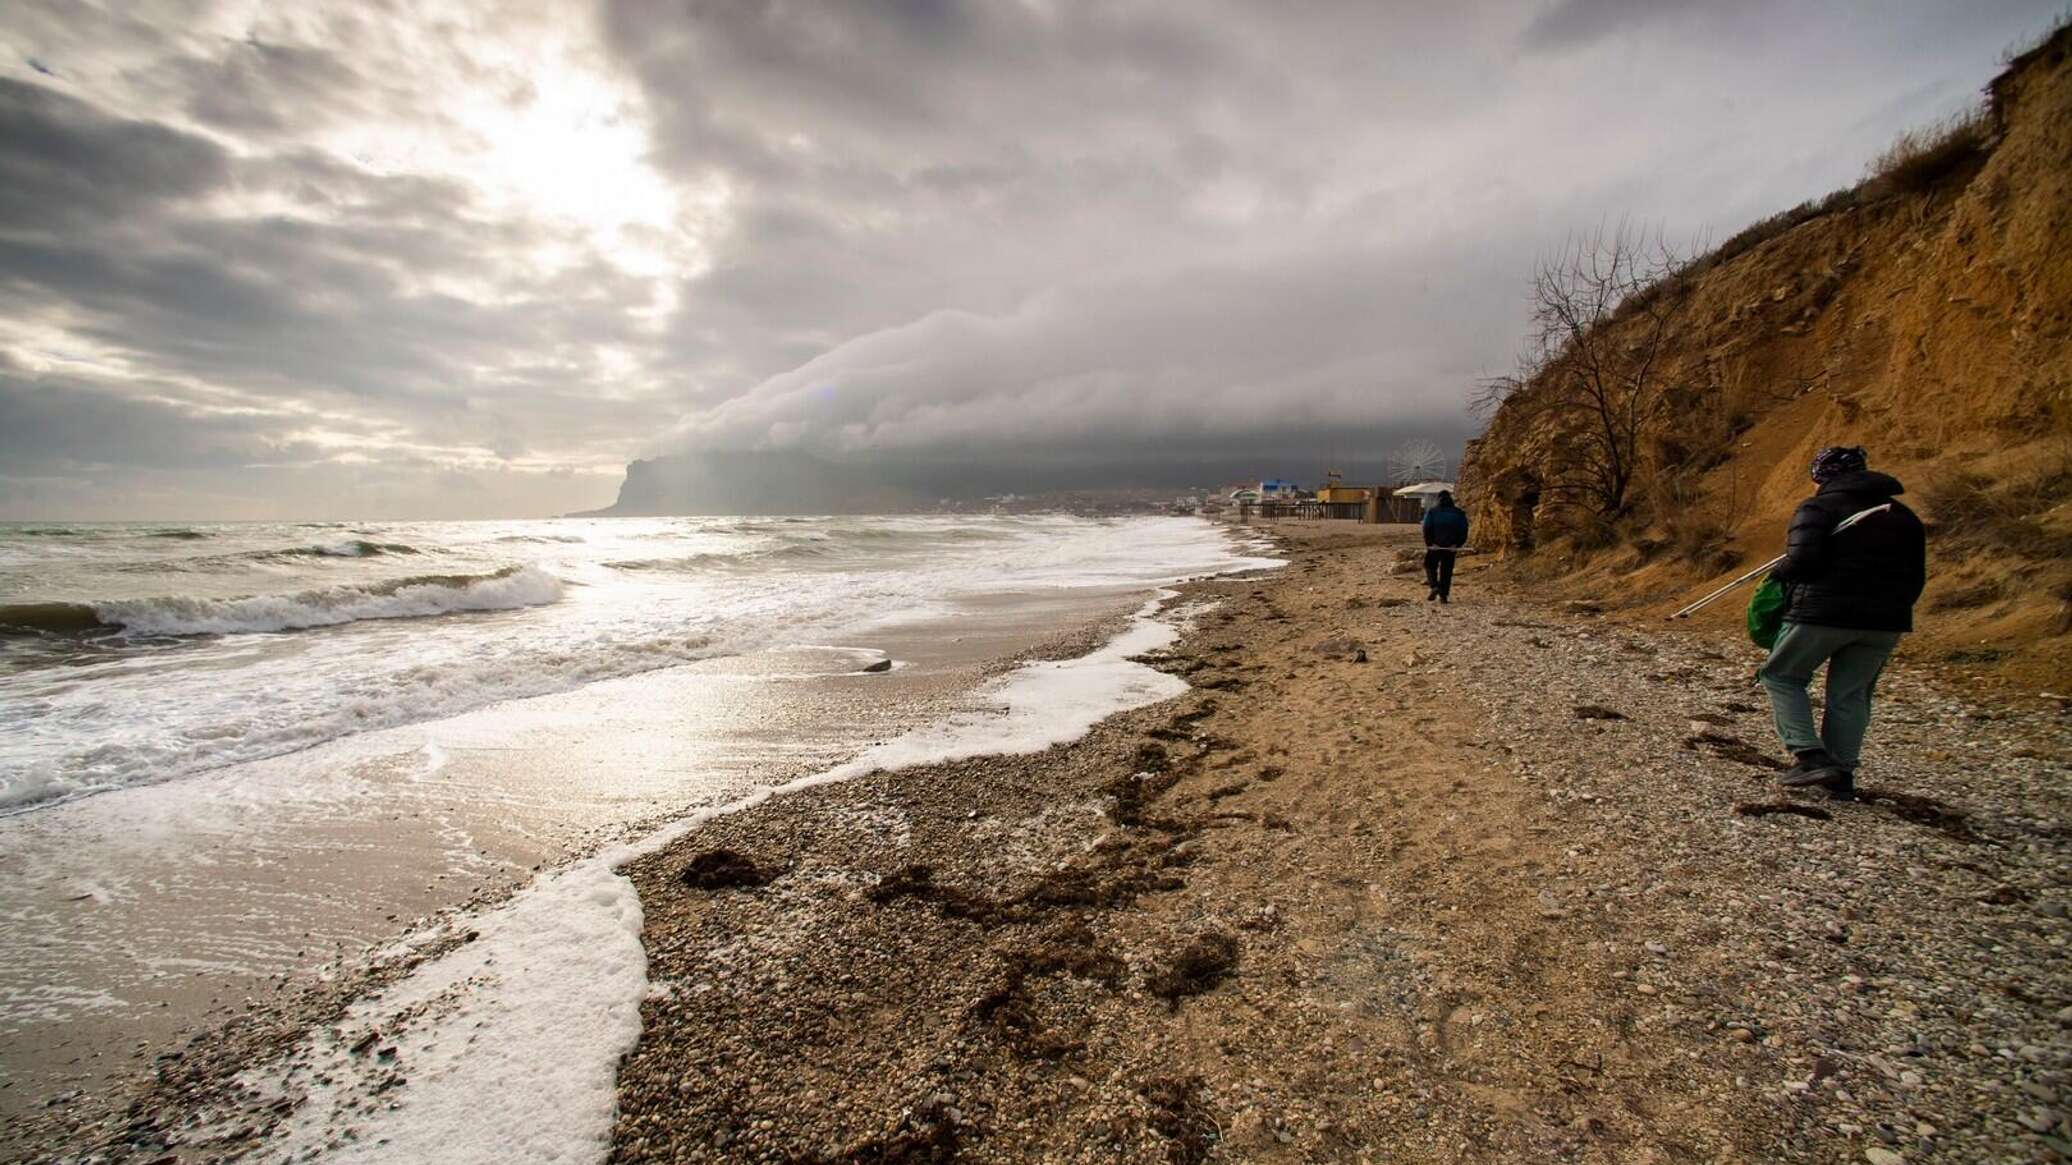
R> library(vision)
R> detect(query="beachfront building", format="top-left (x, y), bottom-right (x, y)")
top-left (1393, 481), bottom-right (1458, 513)
top-left (1314, 471), bottom-right (1373, 520)
top-left (1258, 478), bottom-right (1301, 501)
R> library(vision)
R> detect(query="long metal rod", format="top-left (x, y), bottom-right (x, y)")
top-left (1668, 503), bottom-right (1892, 620)
top-left (1670, 554), bottom-right (1786, 618)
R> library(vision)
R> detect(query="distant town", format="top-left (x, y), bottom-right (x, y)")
top-left (947, 472), bottom-right (1456, 522)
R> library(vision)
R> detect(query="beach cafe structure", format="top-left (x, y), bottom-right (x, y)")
top-left (1313, 471), bottom-right (1373, 520)
top-left (1393, 481), bottom-right (1458, 514)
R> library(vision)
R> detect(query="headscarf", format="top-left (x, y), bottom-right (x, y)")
top-left (1810, 446), bottom-right (1867, 484)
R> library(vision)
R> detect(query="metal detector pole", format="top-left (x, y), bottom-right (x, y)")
top-left (1670, 554), bottom-right (1786, 619)
top-left (1668, 503), bottom-right (1891, 620)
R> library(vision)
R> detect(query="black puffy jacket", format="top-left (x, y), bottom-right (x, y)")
top-left (1769, 469), bottom-right (1927, 632)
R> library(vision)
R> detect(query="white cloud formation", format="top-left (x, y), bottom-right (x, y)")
top-left (0, 0), bottom-right (2060, 516)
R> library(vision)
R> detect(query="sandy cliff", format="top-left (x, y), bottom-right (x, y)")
top-left (1460, 25), bottom-right (2072, 691)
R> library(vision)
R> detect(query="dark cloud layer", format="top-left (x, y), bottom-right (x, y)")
top-left (0, 78), bottom-right (228, 230)
top-left (0, 0), bottom-right (2061, 517)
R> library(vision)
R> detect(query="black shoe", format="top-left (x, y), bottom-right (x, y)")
top-left (1426, 589), bottom-right (1438, 602)
top-left (1780, 749), bottom-right (1847, 787)
top-left (1824, 771), bottom-right (1857, 802)
top-left (1439, 594), bottom-right (1450, 604)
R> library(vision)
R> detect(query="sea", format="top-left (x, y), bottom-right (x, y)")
top-left (0, 513), bottom-right (1280, 1144)
top-left (0, 514), bottom-right (1269, 813)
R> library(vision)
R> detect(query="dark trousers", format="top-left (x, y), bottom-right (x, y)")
top-left (1424, 547), bottom-right (1457, 598)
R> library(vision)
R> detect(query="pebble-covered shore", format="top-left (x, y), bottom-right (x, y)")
top-left (608, 522), bottom-right (2069, 1164)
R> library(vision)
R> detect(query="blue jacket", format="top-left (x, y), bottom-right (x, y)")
top-left (1422, 503), bottom-right (1469, 548)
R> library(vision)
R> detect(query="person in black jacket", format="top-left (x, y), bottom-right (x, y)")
top-left (1421, 491), bottom-right (1469, 603)
top-left (1758, 446), bottom-right (1927, 799)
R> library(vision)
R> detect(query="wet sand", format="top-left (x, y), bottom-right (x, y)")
top-left (0, 584), bottom-right (1147, 1141)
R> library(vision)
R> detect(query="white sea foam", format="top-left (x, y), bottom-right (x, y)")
top-left (253, 588), bottom-right (1233, 1165)
top-left (1, 516), bottom-right (1279, 813)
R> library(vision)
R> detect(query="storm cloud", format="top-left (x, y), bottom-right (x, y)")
top-left (0, 0), bottom-right (2058, 517)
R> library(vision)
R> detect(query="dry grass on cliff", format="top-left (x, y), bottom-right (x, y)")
top-left (1864, 106), bottom-right (1994, 195)
top-left (1916, 453), bottom-right (2072, 561)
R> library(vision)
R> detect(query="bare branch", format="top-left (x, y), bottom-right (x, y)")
top-left (1472, 219), bottom-right (1689, 520)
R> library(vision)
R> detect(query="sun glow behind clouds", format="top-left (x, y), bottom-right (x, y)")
top-left (0, 0), bottom-right (715, 508)
top-left (310, 7), bottom-right (718, 287)
top-left (3, 0), bottom-right (722, 289)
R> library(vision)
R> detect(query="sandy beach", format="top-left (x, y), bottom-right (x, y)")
top-left (596, 523), bottom-right (2070, 1164)
top-left (15, 521), bottom-right (2070, 1165)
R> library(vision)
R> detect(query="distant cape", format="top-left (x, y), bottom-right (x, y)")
top-left (572, 452), bottom-right (926, 516)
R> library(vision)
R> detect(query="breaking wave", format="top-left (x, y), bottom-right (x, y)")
top-left (0, 601), bottom-right (106, 635)
top-left (107, 540), bottom-right (424, 573)
top-left (604, 542), bottom-right (843, 572)
top-left (0, 566), bottom-right (563, 638)
top-left (279, 539), bottom-right (420, 559)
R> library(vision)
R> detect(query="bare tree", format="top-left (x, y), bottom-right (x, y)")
top-left (1477, 220), bottom-right (1689, 519)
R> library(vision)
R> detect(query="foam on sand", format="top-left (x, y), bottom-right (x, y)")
top-left (253, 587), bottom-right (1246, 1164)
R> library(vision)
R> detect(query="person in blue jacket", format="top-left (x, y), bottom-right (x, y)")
top-left (1421, 491), bottom-right (1470, 603)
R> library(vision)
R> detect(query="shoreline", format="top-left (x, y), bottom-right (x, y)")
top-left (2, 527), bottom-right (1278, 1162)
top-left (14, 521), bottom-right (2068, 1164)
top-left (0, 567), bottom-right (1225, 1154)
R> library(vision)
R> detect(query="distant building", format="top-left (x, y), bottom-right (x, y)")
top-left (1258, 478), bottom-right (1300, 500)
top-left (1312, 470), bottom-right (1373, 519)
top-left (1314, 471), bottom-right (1371, 506)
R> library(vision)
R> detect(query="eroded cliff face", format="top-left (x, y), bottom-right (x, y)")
top-left (1459, 25), bottom-right (2072, 690)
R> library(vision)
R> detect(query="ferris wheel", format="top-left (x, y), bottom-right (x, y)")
top-left (1387, 440), bottom-right (1448, 484)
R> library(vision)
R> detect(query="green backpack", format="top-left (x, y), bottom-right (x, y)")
top-left (1746, 576), bottom-right (1788, 650)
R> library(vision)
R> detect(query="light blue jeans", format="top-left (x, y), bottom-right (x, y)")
top-left (1758, 621), bottom-right (1901, 770)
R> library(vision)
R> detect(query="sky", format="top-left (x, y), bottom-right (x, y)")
top-left (0, 0), bottom-right (2060, 519)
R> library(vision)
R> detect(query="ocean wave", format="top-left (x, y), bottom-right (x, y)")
top-left (285, 539), bottom-right (420, 559)
top-left (0, 567), bottom-right (564, 638)
top-left (604, 542), bottom-right (841, 572)
top-left (492, 533), bottom-right (586, 544)
top-left (602, 554), bottom-right (727, 572)
top-left (0, 601), bottom-right (106, 635)
top-left (145, 529), bottom-right (211, 540)
top-left (104, 540), bottom-right (421, 575)
top-left (0, 627), bottom-right (723, 814)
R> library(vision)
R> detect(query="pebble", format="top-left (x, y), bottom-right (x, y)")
top-left (1864, 1149), bottom-right (1905, 1165)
